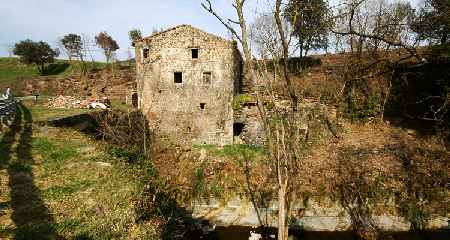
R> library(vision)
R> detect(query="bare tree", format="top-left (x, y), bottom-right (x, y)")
top-left (6, 44), bottom-right (14, 57)
top-left (81, 33), bottom-right (97, 65)
top-left (201, 1), bottom-right (306, 240)
top-left (250, 13), bottom-right (284, 59)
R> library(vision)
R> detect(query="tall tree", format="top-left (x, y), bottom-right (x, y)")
top-left (410, 0), bottom-right (450, 44)
top-left (202, 1), bottom-right (302, 240)
top-left (95, 31), bottom-right (119, 64)
top-left (13, 39), bottom-right (59, 75)
top-left (60, 34), bottom-right (83, 61)
top-left (284, 0), bottom-right (331, 57)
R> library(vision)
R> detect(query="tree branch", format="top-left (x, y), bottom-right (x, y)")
top-left (201, 0), bottom-right (243, 44)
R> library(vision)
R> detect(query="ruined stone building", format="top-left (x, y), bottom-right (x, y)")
top-left (135, 25), bottom-right (242, 145)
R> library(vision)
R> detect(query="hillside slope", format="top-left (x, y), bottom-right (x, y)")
top-left (0, 58), bottom-right (134, 100)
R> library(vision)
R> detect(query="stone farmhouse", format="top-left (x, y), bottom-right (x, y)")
top-left (134, 25), bottom-right (243, 145)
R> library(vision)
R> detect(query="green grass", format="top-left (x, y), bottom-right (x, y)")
top-left (23, 100), bottom-right (95, 122)
top-left (110, 99), bottom-right (132, 111)
top-left (193, 143), bottom-right (266, 158)
top-left (0, 105), bottom-right (160, 239)
top-left (0, 57), bottom-right (39, 85)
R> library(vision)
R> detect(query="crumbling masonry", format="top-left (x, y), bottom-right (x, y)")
top-left (135, 25), bottom-right (243, 145)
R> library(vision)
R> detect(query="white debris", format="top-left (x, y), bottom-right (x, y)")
top-left (249, 231), bottom-right (262, 240)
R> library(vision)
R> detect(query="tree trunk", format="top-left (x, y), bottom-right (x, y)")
top-left (278, 185), bottom-right (288, 240)
top-left (275, 0), bottom-right (298, 111)
top-left (36, 62), bottom-right (44, 75)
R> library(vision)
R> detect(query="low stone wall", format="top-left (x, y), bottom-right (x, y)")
top-left (0, 97), bottom-right (18, 130)
top-left (190, 197), bottom-right (449, 231)
top-left (44, 111), bottom-right (105, 133)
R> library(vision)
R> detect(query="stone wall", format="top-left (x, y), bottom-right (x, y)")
top-left (135, 25), bottom-right (242, 145)
top-left (190, 197), bottom-right (449, 231)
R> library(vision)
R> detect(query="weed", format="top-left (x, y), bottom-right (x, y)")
top-left (192, 163), bottom-right (208, 199)
top-left (108, 145), bottom-right (140, 163)
top-left (55, 219), bottom-right (83, 236)
top-left (42, 180), bottom-right (94, 199)
top-left (33, 137), bottom-right (78, 168)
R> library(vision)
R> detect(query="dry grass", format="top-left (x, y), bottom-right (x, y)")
top-left (151, 118), bottom-right (448, 222)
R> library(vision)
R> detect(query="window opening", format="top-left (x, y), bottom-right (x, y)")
top-left (203, 72), bottom-right (212, 85)
top-left (143, 48), bottom-right (149, 59)
top-left (191, 48), bottom-right (199, 59)
top-left (131, 93), bottom-right (138, 108)
top-left (174, 72), bottom-right (183, 84)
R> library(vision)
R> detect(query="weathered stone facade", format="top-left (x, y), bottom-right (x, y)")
top-left (135, 25), bottom-right (242, 145)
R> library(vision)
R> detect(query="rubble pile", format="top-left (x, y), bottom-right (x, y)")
top-left (45, 95), bottom-right (87, 109)
top-left (45, 95), bottom-right (110, 109)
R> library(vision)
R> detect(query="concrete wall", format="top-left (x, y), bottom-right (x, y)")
top-left (135, 25), bottom-right (242, 146)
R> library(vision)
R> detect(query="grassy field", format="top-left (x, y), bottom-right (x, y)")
top-left (0, 103), bottom-right (159, 239)
top-left (26, 101), bottom-right (95, 123)
top-left (0, 57), bottom-right (108, 87)
top-left (0, 58), bottom-right (39, 86)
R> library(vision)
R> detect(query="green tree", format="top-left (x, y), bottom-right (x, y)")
top-left (60, 33), bottom-right (83, 61)
top-left (128, 29), bottom-right (142, 46)
top-left (13, 39), bottom-right (59, 75)
top-left (284, 0), bottom-right (331, 57)
top-left (410, 0), bottom-right (450, 44)
top-left (95, 31), bottom-right (119, 64)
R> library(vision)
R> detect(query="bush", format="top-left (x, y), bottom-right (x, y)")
top-left (94, 110), bottom-right (152, 156)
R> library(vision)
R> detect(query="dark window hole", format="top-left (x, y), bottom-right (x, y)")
top-left (233, 123), bottom-right (245, 136)
top-left (174, 72), bottom-right (183, 84)
top-left (192, 48), bottom-right (199, 59)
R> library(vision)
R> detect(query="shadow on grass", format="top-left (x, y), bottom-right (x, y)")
top-left (0, 104), bottom-right (59, 240)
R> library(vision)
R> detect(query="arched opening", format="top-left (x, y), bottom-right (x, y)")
top-left (132, 93), bottom-right (138, 108)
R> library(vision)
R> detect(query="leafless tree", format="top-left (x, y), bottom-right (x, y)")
top-left (202, 1), bottom-right (310, 240)
top-left (81, 33), bottom-right (97, 65)
top-left (5, 44), bottom-right (15, 57)
top-left (250, 12), bottom-right (294, 59)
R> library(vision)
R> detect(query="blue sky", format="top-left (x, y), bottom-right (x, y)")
top-left (0, 0), bottom-right (422, 61)
top-left (0, 0), bottom-right (264, 61)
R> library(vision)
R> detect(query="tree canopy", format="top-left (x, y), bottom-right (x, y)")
top-left (95, 31), bottom-right (119, 64)
top-left (128, 29), bottom-right (142, 46)
top-left (284, 0), bottom-right (331, 57)
top-left (60, 34), bottom-right (83, 61)
top-left (13, 39), bottom-right (59, 75)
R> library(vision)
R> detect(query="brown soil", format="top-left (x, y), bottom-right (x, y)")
top-left (17, 65), bottom-right (135, 100)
